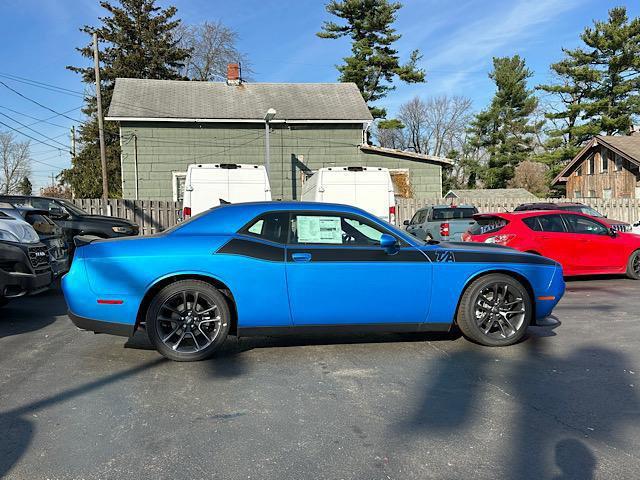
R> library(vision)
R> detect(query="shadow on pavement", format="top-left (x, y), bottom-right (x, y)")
top-left (0, 285), bottom-right (66, 339)
top-left (394, 325), bottom-right (639, 479)
top-left (0, 358), bottom-right (165, 478)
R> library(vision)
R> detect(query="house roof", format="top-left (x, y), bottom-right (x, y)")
top-left (106, 78), bottom-right (373, 123)
top-left (359, 144), bottom-right (452, 166)
top-left (444, 188), bottom-right (538, 200)
top-left (552, 135), bottom-right (640, 184)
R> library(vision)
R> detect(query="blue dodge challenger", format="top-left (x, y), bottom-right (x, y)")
top-left (62, 202), bottom-right (565, 361)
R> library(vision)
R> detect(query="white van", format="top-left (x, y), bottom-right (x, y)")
top-left (182, 163), bottom-right (271, 218)
top-left (301, 166), bottom-right (396, 223)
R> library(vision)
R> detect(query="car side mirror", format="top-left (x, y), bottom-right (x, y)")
top-left (609, 227), bottom-right (617, 238)
top-left (403, 220), bottom-right (410, 226)
top-left (380, 233), bottom-right (399, 254)
top-left (49, 207), bottom-right (68, 220)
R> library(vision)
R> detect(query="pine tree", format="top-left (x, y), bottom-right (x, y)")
top-left (469, 56), bottom-right (541, 188)
top-left (317, 0), bottom-right (425, 119)
top-left (62, 0), bottom-right (190, 197)
top-left (18, 176), bottom-right (32, 195)
top-left (537, 6), bottom-right (640, 177)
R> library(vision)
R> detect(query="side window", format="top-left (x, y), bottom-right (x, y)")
top-left (562, 215), bottom-right (608, 235)
top-left (417, 210), bottom-right (427, 224)
top-left (522, 217), bottom-right (542, 231)
top-left (290, 213), bottom-right (388, 246)
top-left (241, 212), bottom-right (289, 244)
top-left (409, 211), bottom-right (421, 225)
top-left (537, 215), bottom-right (567, 233)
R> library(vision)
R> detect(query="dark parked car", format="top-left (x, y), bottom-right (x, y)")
top-left (0, 196), bottom-right (139, 252)
top-left (513, 202), bottom-right (630, 232)
top-left (0, 203), bottom-right (70, 277)
top-left (0, 211), bottom-right (53, 306)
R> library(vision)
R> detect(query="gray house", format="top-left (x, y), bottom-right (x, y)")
top-left (107, 75), bottom-right (450, 201)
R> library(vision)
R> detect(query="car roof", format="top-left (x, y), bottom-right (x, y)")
top-left (518, 202), bottom-right (585, 208)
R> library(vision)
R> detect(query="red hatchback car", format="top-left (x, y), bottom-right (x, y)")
top-left (461, 210), bottom-right (640, 278)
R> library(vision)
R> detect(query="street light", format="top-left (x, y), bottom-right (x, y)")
top-left (264, 108), bottom-right (276, 179)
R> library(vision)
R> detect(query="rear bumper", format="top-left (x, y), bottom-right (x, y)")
top-left (68, 310), bottom-right (135, 337)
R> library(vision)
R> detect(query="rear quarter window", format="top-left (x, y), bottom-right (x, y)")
top-left (468, 217), bottom-right (508, 235)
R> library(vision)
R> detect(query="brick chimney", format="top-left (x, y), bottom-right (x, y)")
top-left (227, 63), bottom-right (241, 85)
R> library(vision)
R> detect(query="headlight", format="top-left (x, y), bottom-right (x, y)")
top-left (0, 229), bottom-right (20, 242)
top-left (112, 226), bottom-right (132, 234)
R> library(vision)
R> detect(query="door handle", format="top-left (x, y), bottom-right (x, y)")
top-left (291, 252), bottom-right (312, 263)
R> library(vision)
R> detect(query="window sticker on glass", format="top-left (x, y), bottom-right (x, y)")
top-left (297, 216), bottom-right (342, 244)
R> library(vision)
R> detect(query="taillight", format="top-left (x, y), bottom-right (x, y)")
top-left (389, 205), bottom-right (396, 224)
top-left (183, 207), bottom-right (191, 219)
top-left (485, 234), bottom-right (515, 245)
top-left (440, 222), bottom-right (450, 237)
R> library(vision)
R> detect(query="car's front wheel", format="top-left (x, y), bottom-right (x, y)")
top-left (146, 280), bottom-right (230, 361)
top-left (456, 274), bottom-right (531, 346)
top-left (626, 250), bottom-right (640, 280)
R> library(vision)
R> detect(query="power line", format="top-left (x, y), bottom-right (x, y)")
top-left (0, 119), bottom-right (69, 155)
top-left (0, 81), bottom-right (83, 123)
top-left (0, 72), bottom-right (85, 97)
top-left (0, 111), bottom-right (70, 149)
top-left (0, 105), bottom-right (72, 129)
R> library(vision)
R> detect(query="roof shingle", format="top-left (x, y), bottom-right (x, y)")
top-left (107, 78), bottom-right (373, 122)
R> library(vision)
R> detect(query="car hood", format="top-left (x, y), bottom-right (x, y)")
top-left (600, 218), bottom-right (628, 226)
top-left (79, 214), bottom-right (137, 226)
top-left (418, 241), bottom-right (558, 266)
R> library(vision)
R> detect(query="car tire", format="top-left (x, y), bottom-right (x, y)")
top-left (146, 280), bottom-right (230, 361)
top-left (456, 273), bottom-right (532, 347)
top-left (626, 250), bottom-right (640, 280)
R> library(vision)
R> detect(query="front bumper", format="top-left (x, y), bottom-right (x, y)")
top-left (0, 241), bottom-right (53, 297)
top-left (68, 310), bottom-right (136, 337)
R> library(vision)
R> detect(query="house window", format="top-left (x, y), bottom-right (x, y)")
top-left (588, 190), bottom-right (596, 198)
top-left (615, 155), bottom-right (623, 171)
top-left (172, 171), bottom-right (187, 202)
top-left (574, 190), bottom-right (582, 198)
top-left (575, 166), bottom-right (582, 177)
top-left (603, 188), bottom-right (612, 199)
top-left (588, 155), bottom-right (595, 175)
top-left (601, 151), bottom-right (608, 173)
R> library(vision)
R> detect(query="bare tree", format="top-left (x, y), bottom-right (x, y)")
top-left (179, 21), bottom-right (251, 81)
top-left (0, 132), bottom-right (31, 194)
top-left (397, 95), bottom-right (473, 156)
top-left (508, 160), bottom-right (550, 197)
top-left (374, 119), bottom-right (406, 150)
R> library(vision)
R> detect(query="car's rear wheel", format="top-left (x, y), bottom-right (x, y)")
top-left (146, 280), bottom-right (230, 361)
top-left (456, 274), bottom-right (531, 346)
top-left (626, 250), bottom-right (640, 280)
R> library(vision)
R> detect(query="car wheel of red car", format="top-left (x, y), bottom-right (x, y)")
top-left (626, 250), bottom-right (640, 280)
top-left (146, 280), bottom-right (231, 362)
top-left (456, 273), bottom-right (532, 347)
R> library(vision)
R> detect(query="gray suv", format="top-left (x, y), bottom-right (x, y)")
top-left (404, 205), bottom-right (478, 241)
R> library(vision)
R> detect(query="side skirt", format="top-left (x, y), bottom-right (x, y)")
top-left (238, 322), bottom-right (452, 337)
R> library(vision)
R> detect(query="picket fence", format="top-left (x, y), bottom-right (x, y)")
top-left (71, 199), bottom-right (181, 235)
top-left (396, 197), bottom-right (640, 226)
top-left (71, 197), bottom-right (640, 235)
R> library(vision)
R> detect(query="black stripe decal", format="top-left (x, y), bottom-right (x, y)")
top-left (423, 250), bottom-right (556, 265)
top-left (217, 238), bottom-right (284, 262)
top-left (239, 323), bottom-right (451, 337)
top-left (287, 248), bottom-right (426, 263)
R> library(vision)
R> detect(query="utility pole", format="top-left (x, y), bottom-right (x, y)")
top-left (93, 32), bottom-right (109, 200)
top-left (70, 125), bottom-right (76, 158)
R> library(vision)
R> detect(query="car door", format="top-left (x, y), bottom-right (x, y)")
top-left (529, 214), bottom-right (576, 272)
top-left (560, 214), bottom-right (624, 272)
top-left (405, 209), bottom-right (425, 238)
top-left (284, 211), bottom-right (432, 326)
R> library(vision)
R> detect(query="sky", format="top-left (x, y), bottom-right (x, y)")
top-left (0, 0), bottom-right (638, 192)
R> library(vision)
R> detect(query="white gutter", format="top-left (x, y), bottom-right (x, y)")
top-left (105, 117), bottom-right (371, 124)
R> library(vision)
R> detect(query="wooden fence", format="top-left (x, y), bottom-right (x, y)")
top-left (396, 197), bottom-right (640, 226)
top-left (72, 197), bottom-right (640, 235)
top-left (71, 199), bottom-right (181, 235)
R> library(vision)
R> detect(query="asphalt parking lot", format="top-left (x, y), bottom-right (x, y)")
top-left (1, 279), bottom-right (639, 480)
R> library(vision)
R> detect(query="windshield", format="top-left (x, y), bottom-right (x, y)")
top-left (56, 199), bottom-right (87, 215)
top-left (432, 207), bottom-right (478, 220)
